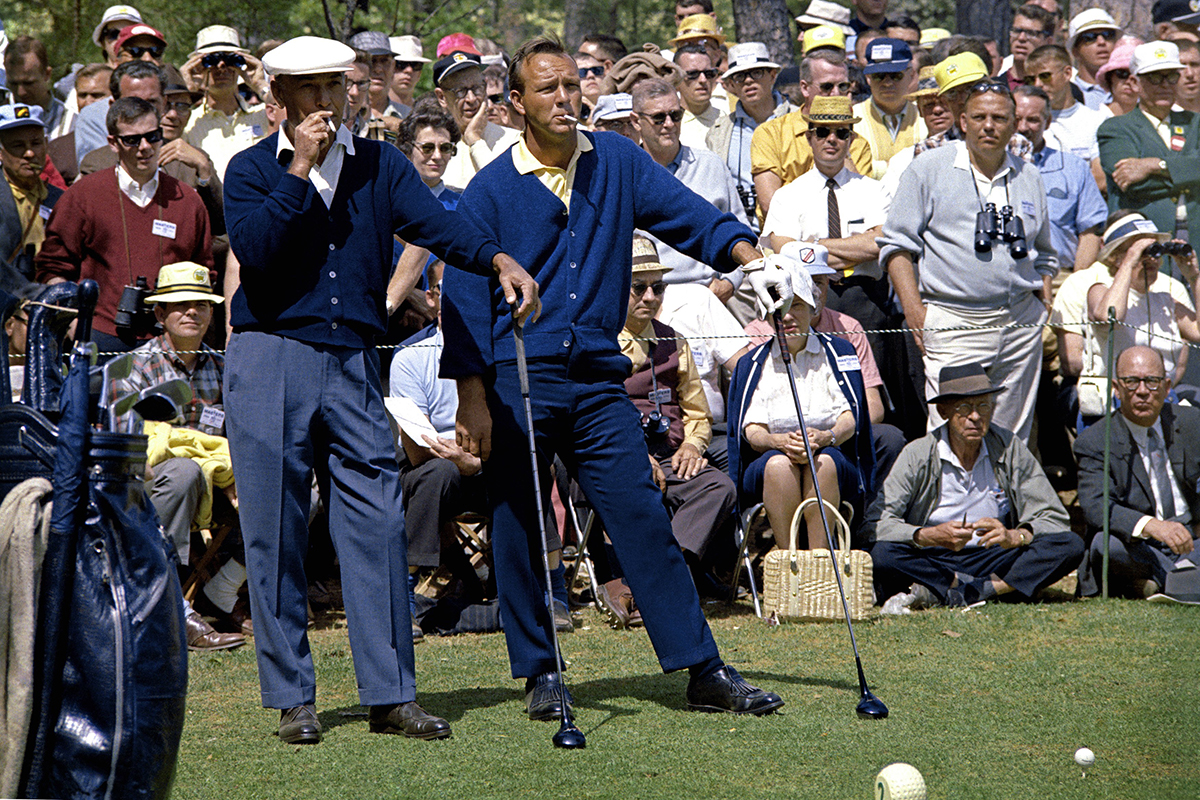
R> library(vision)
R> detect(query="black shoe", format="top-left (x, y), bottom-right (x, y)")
top-left (369, 701), bottom-right (452, 740)
top-left (278, 704), bottom-right (321, 744)
top-left (525, 671), bottom-right (574, 721)
top-left (686, 666), bottom-right (784, 716)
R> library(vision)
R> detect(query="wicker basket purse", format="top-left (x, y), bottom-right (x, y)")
top-left (761, 498), bottom-right (874, 622)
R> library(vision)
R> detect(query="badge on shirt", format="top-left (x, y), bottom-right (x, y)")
top-left (152, 219), bottom-right (177, 239)
top-left (1021, 200), bottom-right (1035, 217)
top-left (835, 354), bottom-right (862, 372)
top-left (1171, 134), bottom-right (1185, 152)
top-left (649, 387), bottom-right (672, 404)
top-left (199, 405), bottom-right (225, 431)
top-left (251, 124), bottom-right (263, 137)
top-left (38, 205), bottom-right (52, 220)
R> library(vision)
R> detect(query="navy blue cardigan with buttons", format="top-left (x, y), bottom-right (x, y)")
top-left (223, 131), bottom-right (503, 349)
top-left (439, 130), bottom-right (755, 378)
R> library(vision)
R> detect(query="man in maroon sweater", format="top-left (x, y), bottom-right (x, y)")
top-left (36, 95), bottom-right (213, 354)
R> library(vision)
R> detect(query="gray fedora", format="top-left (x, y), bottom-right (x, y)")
top-left (928, 363), bottom-right (1005, 404)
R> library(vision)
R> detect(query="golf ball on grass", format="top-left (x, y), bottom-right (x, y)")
top-left (875, 763), bottom-right (926, 800)
top-left (1075, 747), bottom-right (1095, 767)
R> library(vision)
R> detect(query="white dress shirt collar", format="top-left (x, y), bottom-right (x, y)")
top-left (116, 164), bottom-right (160, 209)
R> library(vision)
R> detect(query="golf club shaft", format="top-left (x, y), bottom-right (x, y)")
top-left (512, 320), bottom-right (575, 732)
top-left (771, 313), bottom-right (868, 687)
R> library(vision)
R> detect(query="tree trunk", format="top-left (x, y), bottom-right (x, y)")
top-left (730, 0), bottom-right (796, 68)
top-left (956, 0), bottom-right (1013, 55)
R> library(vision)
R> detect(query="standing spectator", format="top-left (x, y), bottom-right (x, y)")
top-left (1000, 5), bottom-right (1056, 91)
top-left (0, 104), bottom-right (61, 297)
top-left (881, 80), bottom-right (1056, 440)
top-left (92, 5), bottom-right (144, 69)
top-left (577, 34), bottom-right (628, 73)
top-left (433, 50), bottom-right (520, 191)
top-left (852, 37), bottom-right (926, 177)
top-left (590, 92), bottom-right (638, 140)
top-left (849, 0), bottom-right (891, 34)
top-left (3, 37), bottom-right (68, 139)
top-left (1098, 41), bottom-right (1200, 244)
top-left (879, 66), bottom-right (956, 202)
top-left (389, 35), bottom-right (429, 113)
top-left (675, 0), bottom-right (712, 26)
top-left (575, 50), bottom-right (607, 120)
top-left (794, 0), bottom-right (855, 37)
top-left (1014, 85), bottom-right (1106, 272)
top-left (1068, 9), bottom-right (1121, 110)
top-left (36, 96), bottom-right (213, 353)
top-left (74, 63), bottom-right (113, 110)
top-left (671, 14), bottom-right (730, 81)
top-left (674, 44), bottom-right (725, 150)
top-left (1176, 39), bottom-right (1200, 112)
top-left (630, 79), bottom-right (749, 302)
top-left (1153, 0), bottom-right (1200, 43)
top-left (349, 31), bottom-right (408, 118)
top-left (1095, 38), bottom-right (1142, 118)
top-left (885, 16), bottom-right (921, 48)
top-left (182, 26), bottom-right (270, 183)
top-left (1023, 45), bottom-right (1106, 184)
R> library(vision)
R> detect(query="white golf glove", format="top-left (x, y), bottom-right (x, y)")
top-left (742, 256), bottom-right (794, 318)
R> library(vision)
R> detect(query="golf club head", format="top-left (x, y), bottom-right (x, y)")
top-left (108, 392), bottom-right (141, 432)
top-left (552, 722), bottom-right (586, 749)
top-left (133, 379), bottom-right (192, 422)
top-left (856, 690), bottom-right (888, 719)
top-left (99, 353), bottom-right (135, 411)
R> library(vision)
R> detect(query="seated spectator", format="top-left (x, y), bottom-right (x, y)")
top-left (865, 363), bottom-right (1083, 611)
top-left (852, 37), bottom-right (927, 177)
top-left (115, 261), bottom-right (248, 649)
top-left (5, 300), bottom-right (28, 401)
top-left (3, 36), bottom-right (70, 139)
top-left (432, 49), bottom-right (519, 191)
top-left (0, 103), bottom-right (62, 297)
top-left (36, 96), bottom-right (213, 354)
top-left (1068, 9), bottom-right (1121, 110)
top-left (629, 79), bottom-right (749, 302)
top-left (1099, 41), bottom-right (1200, 244)
top-left (674, 43), bottom-right (725, 150)
top-left (729, 252), bottom-right (870, 551)
top-left (1074, 346), bottom-right (1200, 604)
top-left (1095, 38), bottom-right (1142, 118)
top-left (618, 237), bottom-right (739, 597)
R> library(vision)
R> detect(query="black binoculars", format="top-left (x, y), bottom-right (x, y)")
top-left (736, 184), bottom-right (758, 223)
top-left (1145, 241), bottom-right (1193, 258)
top-left (974, 203), bottom-right (1028, 260)
top-left (641, 410), bottom-right (670, 438)
top-left (114, 277), bottom-right (158, 345)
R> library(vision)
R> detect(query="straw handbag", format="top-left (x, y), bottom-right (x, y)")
top-left (762, 498), bottom-right (874, 622)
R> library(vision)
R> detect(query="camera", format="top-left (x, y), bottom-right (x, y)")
top-left (1145, 241), bottom-right (1193, 258)
top-left (641, 410), bottom-right (670, 440)
top-left (114, 277), bottom-right (158, 345)
top-left (736, 184), bottom-right (758, 222)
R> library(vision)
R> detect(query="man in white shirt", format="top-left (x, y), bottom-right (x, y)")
top-left (433, 50), bottom-right (520, 191)
top-left (674, 43), bottom-right (725, 150)
top-left (1023, 44), bottom-right (1106, 187)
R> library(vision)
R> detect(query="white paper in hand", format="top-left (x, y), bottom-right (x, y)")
top-left (384, 396), bottom-right (441, 447)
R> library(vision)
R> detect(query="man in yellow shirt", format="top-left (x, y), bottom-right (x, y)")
top-left (852, 38), bottom-right (927, 177)
top-left (0, 103), bottom-right (61, 297)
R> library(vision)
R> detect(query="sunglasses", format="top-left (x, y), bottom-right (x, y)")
top-left (733, 67), bottom-right (772, 82)
top-left (812, 126), bottom-right (852, 140)
top-left (816, 81), bottom-right (852, 94)
top-left (1108, 68), bottom-right (1132, 82)
top-left (578, 65), bottom-right (605, 78)
top-left (201, 52), bottom-right (246, 69)
top-left (416, 141), bottom-right (456, 156)
top-left (395, 61), bottom-right (424, 71)
top-left (1142, 70), bottom-right (1181, 86)
top-left (1116, 376), bottom-right (1166, 390)
top-left (123, 44), bottom-right (165, 59)
top-left (487, 93), bottom-right (505, 104)
top-left (100, 27), bottom-right (123, 42)
top-left (684, 68), bottom-right (720, 81)
top-left (1022, 70), bottom-right (1058, 85)
top-left (1077, 30), bottom-right (1116, 45)
top-left (968, 79), bottom-right (1013, 97)
top-left (630, 281), bottom-right (667, 296)
top-left (1009, 26), bottom-right (1049, 40)
top-left (868, 71), bottom-right (906, 83)
top-left (165, 100), bottom-right (193, 113)
top-left (645, 109), bottom-right (685, 125)
top-left (114, 127), bottom-right (164, 147)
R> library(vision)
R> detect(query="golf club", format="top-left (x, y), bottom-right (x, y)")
top-left (107, 392), bottom-right (140, 432)
top-left (511, 313), bottom-right (586, 750)
top-left (96, 353), bottom-right (134, 429)
top-left (772, 310), bottom-right (888, 720)
top-left (132, 378), bottom-right (192, 424)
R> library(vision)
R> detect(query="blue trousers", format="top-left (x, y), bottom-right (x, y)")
top-left (225, 332), bottom-right (415, 709)
top-left (486, 357), bottom-right (719, 678)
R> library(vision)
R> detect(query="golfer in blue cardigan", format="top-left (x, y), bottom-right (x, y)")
top-left (442, 36), bottom-right (793, 722)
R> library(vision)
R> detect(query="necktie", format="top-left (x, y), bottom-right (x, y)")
top-left (1148, 427), bottom-right (1177, 520)
top-left (826, 177), bottom-right (840, 239)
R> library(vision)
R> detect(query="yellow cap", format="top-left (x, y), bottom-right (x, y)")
top-left (935, 52), bottom-right (988, 95)
top-left (801, 25), bottom-right (846, 54)
top-left (919, 27), bottom-right (951, 46)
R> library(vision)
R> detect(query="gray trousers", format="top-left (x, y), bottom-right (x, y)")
top-left (655, 455), bottom-right (737, 563)
top-left (225, 332), bottom-right (415, 710)
top-left (146, 457), bottom-right (205, 564)
top-left (1078, 532), bottom-right (1200, 597)
top-left (399, 457), bottom-right (487, 568)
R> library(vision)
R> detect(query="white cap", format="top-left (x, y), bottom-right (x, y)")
top-left (390, 34), bottom-right (430, 63)
top-left (1132, 40), bottom-right (1183, 74)
top-left (721, 42), bottom-right (781, 80)
top-left (592, 93), bottom-right (633, 121)
top-left (1067, 9), bottom-right (1120, 50)
top-left (794, 0), bottom-right (854, 35)
top-left (92, 4), bottom-right (142, 47)
top-left (780, 241), bottom-right (837, 277)
top-left (262, 36), bottom-right (355, 76)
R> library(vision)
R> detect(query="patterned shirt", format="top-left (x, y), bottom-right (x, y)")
top-left (116, 334), bottom-right (225, 435)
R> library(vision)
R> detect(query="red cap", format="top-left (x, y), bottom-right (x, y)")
top-left (436, 33), bottom-right (480, 57)
top-left (115, 24), bottom-right (167, 52)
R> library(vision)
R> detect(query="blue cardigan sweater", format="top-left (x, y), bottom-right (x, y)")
top-left (223, 132), bottom-right (503, 349)
top-left (440, 130), bottom-right (755, 378)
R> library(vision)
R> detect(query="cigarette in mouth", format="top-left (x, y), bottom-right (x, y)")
top-left (562, 114), bottom-right (578, 124)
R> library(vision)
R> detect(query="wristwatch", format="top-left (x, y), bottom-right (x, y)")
top-left (1158, 158), bottom-right (1168, 174)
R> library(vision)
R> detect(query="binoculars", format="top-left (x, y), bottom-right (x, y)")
top-left (641, 410), bottom-right (670, 439)
top-left (974, 202), bottom-right (1028, 260)
top-left (201, 52), bottom-right (246, 69)
top-left (1145, 241), bottom-right (1193, 258)
top-left (736, 184), bottom-right (758, 222)
top-left (114, 277), bottom-right (158, 346)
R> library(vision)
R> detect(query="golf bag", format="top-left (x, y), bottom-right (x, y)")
top-left (1, 283), bottom-right (187, 799)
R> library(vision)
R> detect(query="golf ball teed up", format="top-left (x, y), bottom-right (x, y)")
top-left (875, 763), bottom-right (927, 800)
top-left (1075, 747), bottom-right (1095, 767)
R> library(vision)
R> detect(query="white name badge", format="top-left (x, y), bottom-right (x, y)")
top-left (836, 354), bottom-right (862, 372)
top-left (38, 204), bottom-right (52, 220)
top-left (200, 405), bottom-right (225, 430)
top-left (152, 219), bottom-right (177, 239)
top-left (1021, 200), bottom-right (1035, 216)
top-left (251, 124), bottom-right (263, 137)
top-left (649, 387), bottom-right (672, 404)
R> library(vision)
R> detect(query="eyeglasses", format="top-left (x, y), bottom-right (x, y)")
top-left (1077, 30), bottom-right (1116, 45)
top-left (123, 45), bottom-right (165, 59)
top-left (114, 127), bottom-right (164, 147)
top-left (812, 126), bottom-right (852, 140)
top-left (201, 52), bottom-right (246, 69)
top-left (968, 79), bottom-right (1013, 97)
top-left (684, 68), bottom-right (720, 82)
top-left (349, 79), bottom-right (370, 91)
top-left (487, 93), bottom-right (505, 104)
top-left (645, 109), bottom-right (685, 126)
top-left (1142, 70), bottom-right (1181, 86)
top-left (1022, 70), bottom-right (1057, 86)
top-left (578, 65), bottom-right (605, 78)
top-left (868, 71), bottom-right (906, 83)
top-left (1009, 27), bottom-right (1049, 40)
top-left (1116, 376), bottom-right (1166, 390)
top-left (816, 81), bottom-right (852, 94)
top-left (630, 281), bottom-right (667, 296)
top-left (165, 100), bottom-right (193, 113)
top-left (395, 61), bottom-right (424, 71)
top-left (595, 119), bottom-right (633, 131)
top-left (951, 399), bottom-right (994, 416)
top-left (732, 67), bottom-right (771, 82)
top-left (415, 141), bottom-right (457, 156)
top-left (449, 83), bottom-right (486, 99)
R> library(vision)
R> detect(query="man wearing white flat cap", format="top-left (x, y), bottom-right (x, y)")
top-left (221, 35), bottom-right (538, 746)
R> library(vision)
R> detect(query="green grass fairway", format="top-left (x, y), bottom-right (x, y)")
top-left (175, 599), bottom-right (1198, 800)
